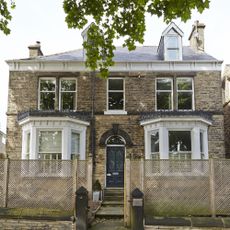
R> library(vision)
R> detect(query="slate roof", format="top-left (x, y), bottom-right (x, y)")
top-left (21, 46), bottom-right (217, 62)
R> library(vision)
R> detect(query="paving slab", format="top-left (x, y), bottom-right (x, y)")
top-left (222, 218), bottom-right (230, 228)
top-left (145, 216), bottom-right (191, 226)
top-left (89, 219), bottom-right (129, 230)
top-left (191, 217), bottom-right (224, 228)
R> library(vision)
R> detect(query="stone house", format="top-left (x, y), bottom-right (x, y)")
top-left (6, 21), bottom-right (224, 188)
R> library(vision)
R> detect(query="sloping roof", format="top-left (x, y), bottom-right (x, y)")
top-left (19, 46), bottom-right (217, 62)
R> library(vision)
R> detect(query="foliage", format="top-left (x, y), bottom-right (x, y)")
top-left (63, 0), bottom-right (210, 77)
top-left (93, 179), bottom-right (102, 191)
top-left (0, 0), bottom-right (15, 34)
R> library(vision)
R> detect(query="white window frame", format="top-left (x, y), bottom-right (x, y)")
top-left (155, 78), bottom-right (173, 111)
top-left (176, 77), bottom-right (194, 111)
top-left (59, 78), bottom-right (77, 111)
top-left (37, 129), bottom-right (62, 160)
top-left (164, 35), bottom-right (182, 61)
top-left (142, 118), bottom-right (210, 161)
top-left (38, 78), bottom-right (56, 110)
top-left (20, 117), bottom-right (89, 161)
top-left (104, 78), bottom-right (127, 115)
top-left (168, 129), bottom-right (192, 160)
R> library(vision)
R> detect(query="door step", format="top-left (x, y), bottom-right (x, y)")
top-left (95, 188), bottom-right (124, 219)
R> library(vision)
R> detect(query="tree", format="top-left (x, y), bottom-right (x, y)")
top-left (63, 0), bottom-right (210, 77)
top-left (0, 0), bottom-right (15, 34)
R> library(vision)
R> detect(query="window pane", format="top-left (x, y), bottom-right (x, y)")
top-left (40, 92), bottom-right (55, 110)
top-left (61, 92), bottom-right (75, 110)
top-left (40, 80), bottom-right (55, 91)
top-left (169, 131), bottom-right (191, 152)
top-left (26, 132), bottom-right (30, 159)
top-left (109, 79), bottom-right (123, 90)
top-left (39, 131), bottom-right (62, 153)
top-left (167, 36), bottom-right (178, 48)
top-left (109, 92), bottom-right (124, 110)
top-left (71, 132), bottom-right (80, 155)
top-left (157, 92), bottom-right (172, 110)
top-left (178, 92), bottom-right (192, 110)
top-left (107, 136), bottom-right (125, 145)
top-left (200, 132), bottom-right (204, 153)
top-left (167, 49), bottom-right (179, 60)
top-left (157, 79), bottom-right (172, 90)
top-left (151, 131), bottom-right (159, 153)
top-left (61, 80), bottom-right (76, 91)
top-left (177, 78), bottom-right (192, 90)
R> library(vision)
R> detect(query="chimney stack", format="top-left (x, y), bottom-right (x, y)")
top-left (188, 21), bottom-right (205, 52)
top-left (28, 41), bottom-right (43, 58)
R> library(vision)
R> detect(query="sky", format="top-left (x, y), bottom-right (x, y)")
top-left (0, 0), bottom-right (230, 133)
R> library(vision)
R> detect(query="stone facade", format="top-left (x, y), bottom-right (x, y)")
top-left (6, 70), bottom-right (225, 185)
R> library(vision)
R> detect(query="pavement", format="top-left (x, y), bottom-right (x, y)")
top-left (89, 219), bottom-right (130, 230)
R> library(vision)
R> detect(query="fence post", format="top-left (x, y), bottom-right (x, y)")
top-left (76, 186), bottom-right (88, 230)
top-left (87, 157), bottom-right (93, 199)
top-left (72, 158), bottom-right (78, 210)
top-left (140, 158), bottom-right (145, 191)
top-left (209, 158), bottom-right (216, 217)
top-left (124, 158), bottom-right (131, 227)
top-left (3, 158), bottom-right (9, 208)
top-left (131, 188), bottom-right (144, 230)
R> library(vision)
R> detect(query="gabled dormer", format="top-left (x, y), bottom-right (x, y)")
top-left (158, 22), bottom-right (184, 61)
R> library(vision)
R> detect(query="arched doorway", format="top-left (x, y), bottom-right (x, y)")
top-left (106, 135), bottom-right (125, 187)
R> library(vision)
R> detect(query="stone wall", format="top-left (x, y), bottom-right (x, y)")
top-left (0, 219), bottom-right (73, 230)
top-left (224, 102), bottom-right (230, 157)
top-left (6, 70), bottom-right (225, 162)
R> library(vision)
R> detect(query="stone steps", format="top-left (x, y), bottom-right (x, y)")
top-left (95, 188), bottom-right (124, 219)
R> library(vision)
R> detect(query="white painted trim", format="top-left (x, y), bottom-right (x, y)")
top-left (18, 116), bottom-right (90, 126)
top-left (59, 78), bottom-right (77, 111)
top-left (140, 117), bottom-right (212, 126)
top-left (6, 60), bottom-right (223, 72)
top-left (104, 110), bottom-right (127, 115)
top-left (20, 117), bottom-right (89, 160)
top-left (155, 77), bottom-right (173, 111)
top-left (38, 78), bottom-right (56, 110)
top-left (106, 77), bottom-right (126, 112)
top-left (143, 120), bottom-right (209, 160)
top-left (176, 77), bottom-right (195, 111)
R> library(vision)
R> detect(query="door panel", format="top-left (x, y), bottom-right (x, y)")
top-left (106, 146), bottom-right (124, 187)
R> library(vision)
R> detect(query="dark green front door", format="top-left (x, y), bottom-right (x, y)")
top-left (106, 146), bottom-right (124, 187)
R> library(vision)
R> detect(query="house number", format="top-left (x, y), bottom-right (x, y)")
top-left (133, 198), bottom-right (143, 207)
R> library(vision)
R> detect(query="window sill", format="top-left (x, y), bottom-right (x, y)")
top-left (104, 110), bottom-right (127, 115)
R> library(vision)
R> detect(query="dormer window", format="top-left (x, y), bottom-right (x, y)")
top-left (166, 36), bottom-right (180, 60)
top-left (158, 22), bottom-right (183, 61)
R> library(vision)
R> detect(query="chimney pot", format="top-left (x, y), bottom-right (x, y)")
top-left (28, 41), bottom-right (43, 58)
top-left (188, 21), bottom-right (205, 52)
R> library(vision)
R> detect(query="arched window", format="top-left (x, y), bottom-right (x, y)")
top-left (106, 135), bottom-right (125, 145)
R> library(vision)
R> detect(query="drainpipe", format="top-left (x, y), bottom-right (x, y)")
top-left (90, 71), bottom-right (96, 168)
